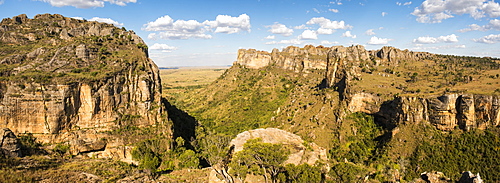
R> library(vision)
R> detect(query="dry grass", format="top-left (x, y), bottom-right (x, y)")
top-left (352, 59), bottom-right (500, 97)
top-left (160, 67), bottom-right (229, 98)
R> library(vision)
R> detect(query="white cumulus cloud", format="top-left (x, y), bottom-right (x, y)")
top-left (367, 36), bottom-right (391, 45)
top-left (149, 43), bottom-right (178, 52)
top-left (88, 17), bottom-right (123, 27)
top-left (459, 19), bottom-right (500, 32)
top-left (144, 14), bottom-right (250, 40)
top-left (413, 34), bottom-right (459, 44)
top-left (473, 34), bottom-right (500, 43)
top-left (412, 0), bottom-right (500, 23)
top-left (37, 0), bottom-right (136, 8)
top-left (342, 31), bottom-right (356, 38)
top-left (382, 12), bottom-right (388, 17)
top-left (294, 24), bottom-right (309, 29)
top-left (205, 14), bottom-right (251, 34)
top-left (365, 29), bottom-right (376, 35)
top-left (306, 17), bottom-right (352, 30)
top-left (299, 30), bottom-right (318, 40)
top-left (267, 23), bottom-right (294, 36)
top-left (317, 28), bottom-right (335, 35)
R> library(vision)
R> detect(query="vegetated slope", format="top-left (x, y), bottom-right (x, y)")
top-left (0, 14), bottom-right (169, 160)
top-left (170, 45), bottom-right (500, 182)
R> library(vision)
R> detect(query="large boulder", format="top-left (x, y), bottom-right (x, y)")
top-left (229, 128), bottom-right (327, 165)
top-left (0, 128), bottom-right (21, 157)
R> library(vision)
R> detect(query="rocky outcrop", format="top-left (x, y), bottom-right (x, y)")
top-left (0, 14), bottom-right (167, 158)
top-left (458, 171), bottom-right (483, 183)
top-left (325, 45), bottom-right (431, 89)
top-left (377, 94), bottom-right (500, 131)
top-left (370, 46), bottom-right (433, 66)
top-left (348, 92), bottom-right (382, 114)
top-left (236, 45), bottom-right (329, 72)
top-left (415, 171), bottom-right (451, 183)
top-left (0, 128), bottom-right (21, 157)
top-left (413, 171), bottom-right (483, 183)
top-left (229, 128), bottom-right (327, 165)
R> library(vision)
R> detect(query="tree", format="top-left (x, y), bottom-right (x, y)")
top-left (283, 163), bottom-right (322, 183)
top-left (229, 138), bottom-right (290, 183)
top-left (198, 133), bottom-right (234, 182)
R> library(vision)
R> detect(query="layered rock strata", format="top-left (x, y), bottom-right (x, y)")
top-left (0, 14), bottom-right (167, 158)
top-left (377, 94), bottom-right (500, 131)
top-left (236, 45), bottom-right (329, 72)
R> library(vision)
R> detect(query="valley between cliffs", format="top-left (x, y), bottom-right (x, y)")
top-left (0, 14), bottom-right (499, 183)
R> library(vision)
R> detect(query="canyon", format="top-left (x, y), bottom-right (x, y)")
top-left (0, 13), bottom-right (498, 182)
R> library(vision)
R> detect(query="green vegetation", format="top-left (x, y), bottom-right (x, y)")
top-left (353, 54), bottom-right (500, 96)
top-left (2, 14), bottom-right (500, 182)
top-left (405, 128), bottom-right (500, 181)
top-left (131, 137), bottom-right (200, 172)
top-left (329, 112), bottom-right (385, 164)
top-left (229, 138), bottom-right (291, 183)
top-left (0, 15), bottom-right (150, 85)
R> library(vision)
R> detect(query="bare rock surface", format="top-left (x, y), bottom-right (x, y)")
top-left (230, 128), bottom-right (327, 165)
top-left (0, 128), bottom-right (21, 157)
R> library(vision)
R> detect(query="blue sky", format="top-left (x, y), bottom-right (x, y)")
top-left (1, 0), bottom-right (500, 67)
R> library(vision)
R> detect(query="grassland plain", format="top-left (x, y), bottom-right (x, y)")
top-left (160, 66), bottom-right (229, 99)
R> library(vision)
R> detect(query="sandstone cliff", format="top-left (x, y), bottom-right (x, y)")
top-left (0, 14), bottom-right (167, 159)
top-left (376, 94), bottom-right (500, 131)
top-left (235, 45), bottom-right (499, 131)
top-left (236, 45), bottom-right (329, 72)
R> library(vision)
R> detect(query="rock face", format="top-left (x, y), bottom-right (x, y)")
top-left (236, 45), bottom-right (329, 72)
top-left (236, 45), bottom-right (499, 131)
top-left (229, 128), bottom-right (327, 165)
top-left (0, 14), bottom-right (167, 158)
top-left (378, 94), bottom-right (500, 131)
top-left (416, 171), bottom-right (451, 183)
top-left (325, 45), bottom-right (432, 90)
top-left (0, 128), bottom-right (21, 157)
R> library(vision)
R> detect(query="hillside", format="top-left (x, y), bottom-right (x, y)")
top-left (0, 14), bottom-right (179, 182)
top-left (170, 45), bottom-right (500, 182)
top-left (0, 13), bottom-right (498, 182)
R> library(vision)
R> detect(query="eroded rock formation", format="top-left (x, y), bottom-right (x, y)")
top-left (0, 14), bottom-right (167, 159)
top-left (229, 128), bottom-right (327, 165)
top-left (376, 94), bottom-right (500, 131)
top-left (236, 45), bottom-right (499, 131)
top-left (236, 45), bottom-right (329, 72)
top-left (0, 128), bottom-right (21, 157)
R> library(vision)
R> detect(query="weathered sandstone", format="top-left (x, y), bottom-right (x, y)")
top-left (229, 128), bottom-right (327, 165)
top-left (0, 14), bottom-right (167, 158)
